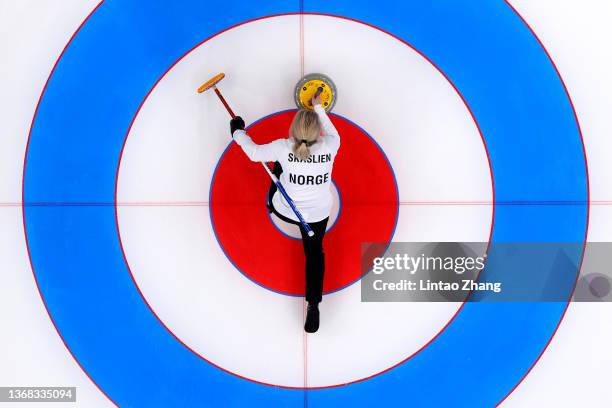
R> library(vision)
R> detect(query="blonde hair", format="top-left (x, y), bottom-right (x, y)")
top-left (290, 109), bottom-right (321, 161)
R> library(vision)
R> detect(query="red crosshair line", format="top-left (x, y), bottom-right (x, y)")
top-left (11, 200), bottom-right (610, 207)
top-left (298, 0), bottom-right (310, 402)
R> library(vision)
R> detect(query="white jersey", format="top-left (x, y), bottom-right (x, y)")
top-left (232, 104), bottom-right (340, 223)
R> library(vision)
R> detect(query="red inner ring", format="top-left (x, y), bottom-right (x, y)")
top-left (210, 111), bottom-right (399, 295)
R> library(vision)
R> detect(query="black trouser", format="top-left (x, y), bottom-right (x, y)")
top-left (268, 162), bottom-right (328, 304)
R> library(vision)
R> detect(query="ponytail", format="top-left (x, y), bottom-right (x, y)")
top-left (294, 139), bottom-right (311, 161)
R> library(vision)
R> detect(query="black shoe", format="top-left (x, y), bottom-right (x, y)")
top-left (304, 303), bottom-right (320, 333)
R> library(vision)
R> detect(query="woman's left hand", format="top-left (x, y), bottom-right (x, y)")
top-left (230, 116), bottom-right (245, 137)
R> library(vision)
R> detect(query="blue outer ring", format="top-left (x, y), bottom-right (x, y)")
top-left (23, 0), bottom-right (588, 406)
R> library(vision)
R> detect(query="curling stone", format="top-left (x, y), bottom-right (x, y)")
top-left (294, 73), bottom-right (337, 112)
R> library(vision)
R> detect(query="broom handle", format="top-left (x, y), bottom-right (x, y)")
top-left (213, 86), bottom-right (315, 238)
top-left (214, 86), bottom-right (236, 118)
top-left (260, 164), bottom-right (315, 237)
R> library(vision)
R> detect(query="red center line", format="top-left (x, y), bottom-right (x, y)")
top-left (302, 303), bottom-right (308, 406)
top-left (298, 1), bottom-right (309, 403)
top-left (299, 6), bottom-right (305, 78)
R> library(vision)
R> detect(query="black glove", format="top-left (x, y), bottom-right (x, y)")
top-left (230, 116), bottom-right (245, 136)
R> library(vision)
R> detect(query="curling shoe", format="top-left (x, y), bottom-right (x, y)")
top-left (304, 302), bottom-right (320, 333)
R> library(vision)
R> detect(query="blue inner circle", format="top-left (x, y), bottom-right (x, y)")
top-left (23, 1), bottom-right (588, 406)
top-left (266, 179), bottom-right (342, 240)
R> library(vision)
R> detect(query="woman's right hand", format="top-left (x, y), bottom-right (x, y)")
top-left (311, 93), bottom-right (322, 107)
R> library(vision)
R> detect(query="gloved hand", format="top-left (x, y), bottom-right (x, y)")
top-left (230, 116), bottom-right (245, 136)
